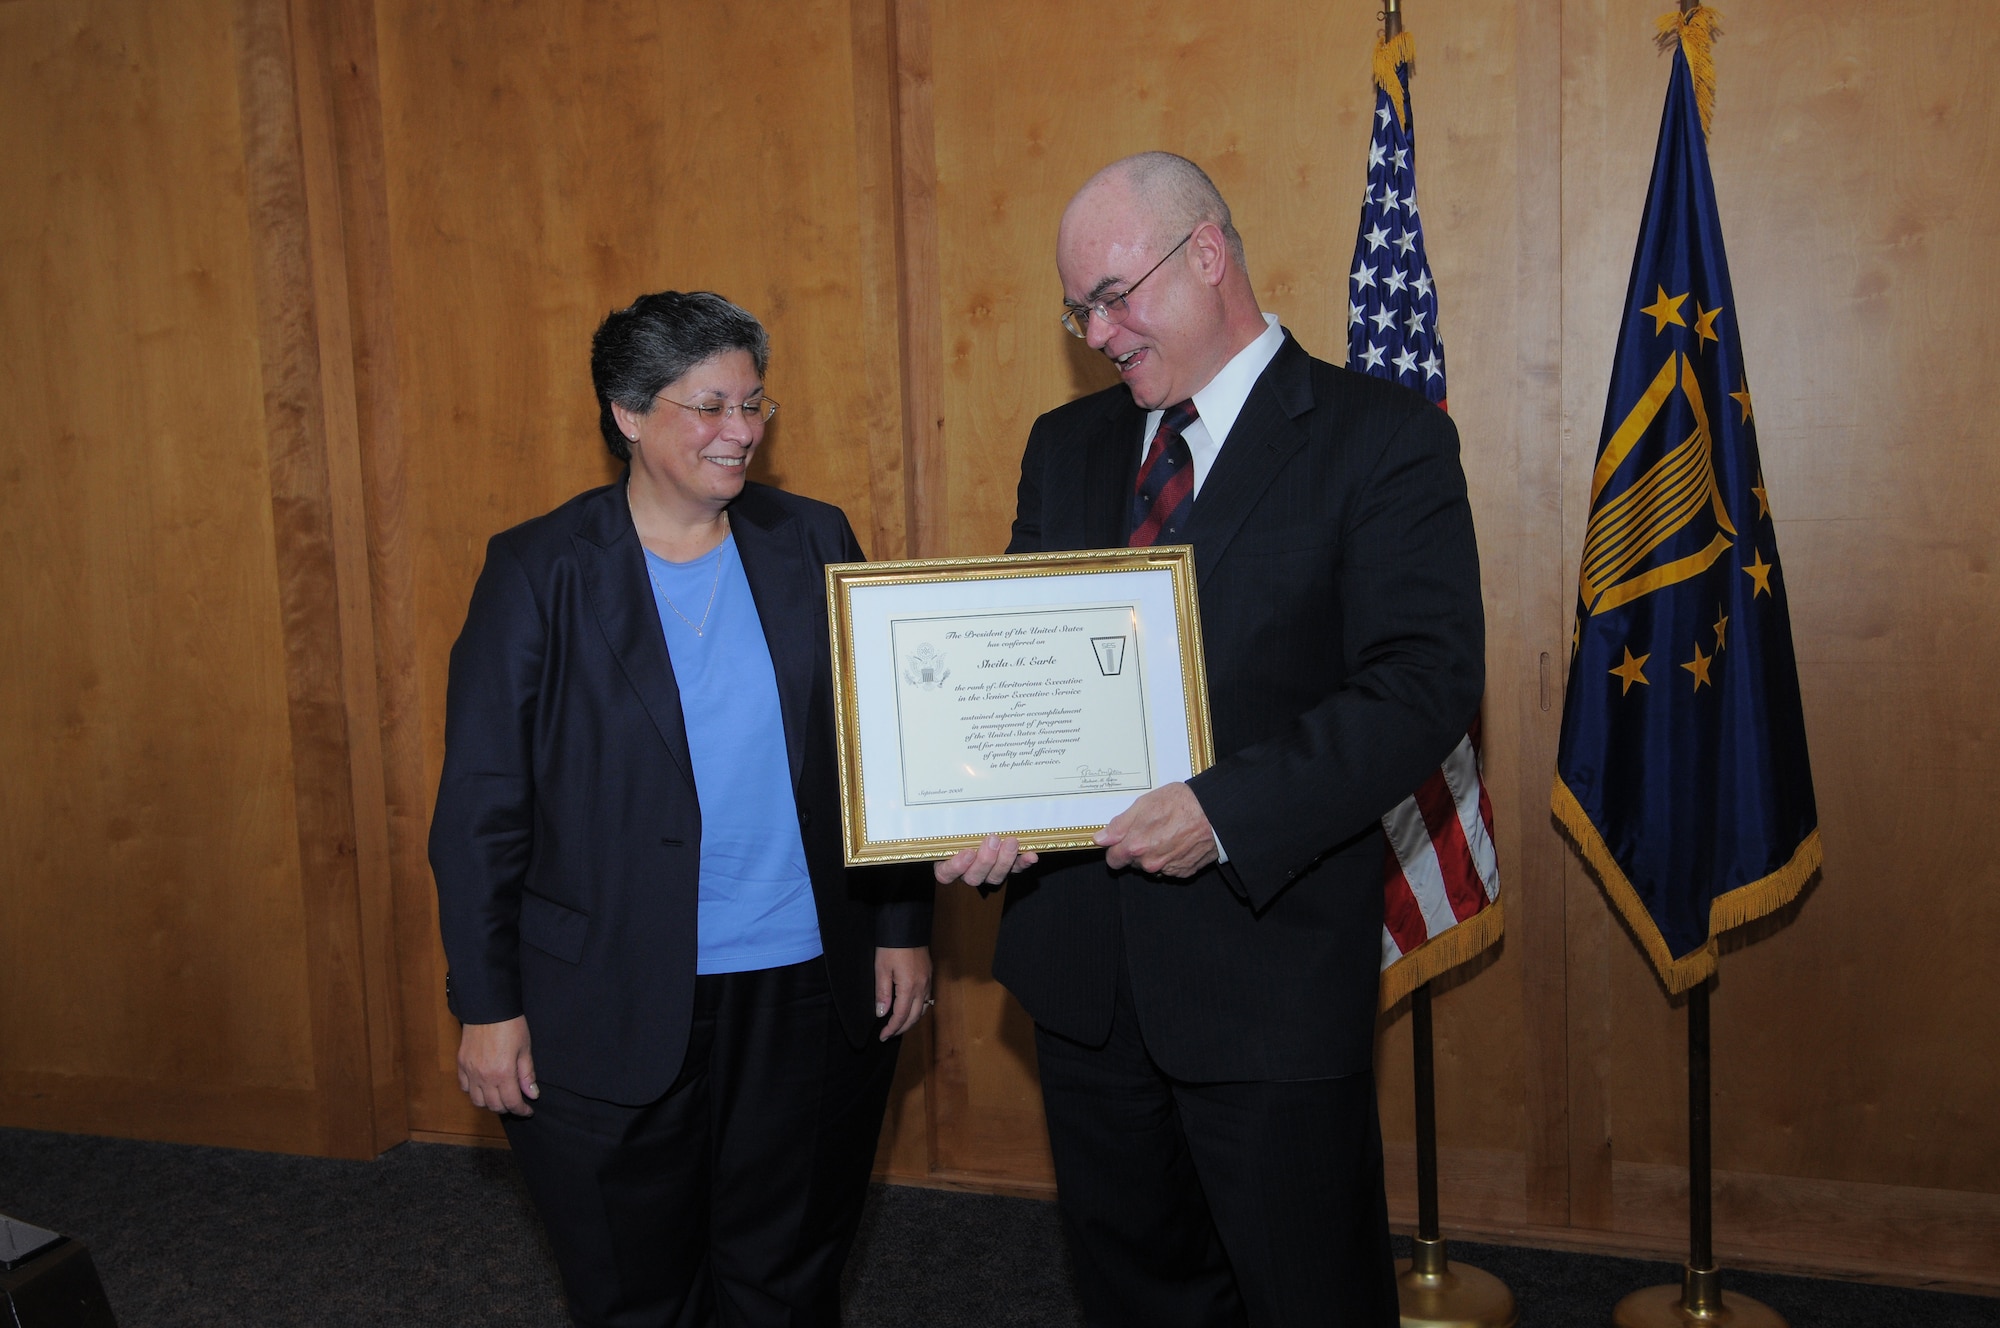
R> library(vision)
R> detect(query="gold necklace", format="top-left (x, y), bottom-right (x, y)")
top-left (657, 543), bottom-right (725, 637)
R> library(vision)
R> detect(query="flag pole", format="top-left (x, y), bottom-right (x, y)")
top-left (1375, 5), bottom-right (1508, 1321)
top-left (1414, 983), bottom-right (1439, 1247)
top-left (1395, 984), bottom-right (1516, 1328)
top-left (1611, 979), bottom-right (1786, 1328)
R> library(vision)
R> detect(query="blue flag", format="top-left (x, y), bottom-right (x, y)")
top-left (1552, 13), bottom-right (1820, 994)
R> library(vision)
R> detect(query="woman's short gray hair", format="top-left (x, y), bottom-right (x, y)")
top-left (590, 291), bottom-right (770, 461)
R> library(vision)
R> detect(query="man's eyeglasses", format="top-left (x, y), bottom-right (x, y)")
top-left (1059, 231), bottom-right (1193, 338)
top-left (657, 394), bottom-right (779, 425)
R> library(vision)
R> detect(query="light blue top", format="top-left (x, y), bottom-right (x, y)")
top-left (644, 534), bottom-right (823, 974)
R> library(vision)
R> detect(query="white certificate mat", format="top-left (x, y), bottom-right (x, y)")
top-left (828, 548), bottom-right (1212, 865)
top-left (890, 603), bottom-right (1152, 805)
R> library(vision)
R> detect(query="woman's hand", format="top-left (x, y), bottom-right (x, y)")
top-left (874, 946), bottom-right (933, 1040)
top-left (457, 1015), bottom-right (540, 1115)
top-left (933, 836), bottom-right (1039, 887)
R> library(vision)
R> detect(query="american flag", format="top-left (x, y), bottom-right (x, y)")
top-left (1343, 29), bottom-right (1504, 1007)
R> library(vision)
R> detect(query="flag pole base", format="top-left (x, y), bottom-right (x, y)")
top-left (1612, 1265), bottom-right (1787, 1328)
top-left (1396, 1236), bottom-right (1518, 1328)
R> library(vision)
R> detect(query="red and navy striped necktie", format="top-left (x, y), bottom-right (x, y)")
top-left (1127, 400), bottom-right (1199, 547)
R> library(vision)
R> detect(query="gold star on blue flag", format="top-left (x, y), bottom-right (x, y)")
top-left (1552, 6), bottom-right (1820, 993)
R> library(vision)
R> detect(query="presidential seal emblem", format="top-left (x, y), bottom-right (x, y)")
top-left (902, 643), bottom-right (949, 690)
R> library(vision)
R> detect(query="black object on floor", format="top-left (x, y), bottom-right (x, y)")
top-left (3, 1211), bottom-right (120, 1328)
top-left (1, 1127), bottom-right (1994, 1327)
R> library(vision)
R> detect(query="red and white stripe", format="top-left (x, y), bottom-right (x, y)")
top-left (1381, 728), bottom-right (1500, 973)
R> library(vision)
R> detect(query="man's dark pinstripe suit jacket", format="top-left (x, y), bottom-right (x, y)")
top-left (995, 332), bottom-right (1485, 1083)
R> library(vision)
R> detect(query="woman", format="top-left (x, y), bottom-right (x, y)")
top-left (430, 290), bottom-right (931, 1327)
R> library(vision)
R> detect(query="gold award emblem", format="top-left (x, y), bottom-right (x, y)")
top-left (1578, 351), bottom-right (1736, 617)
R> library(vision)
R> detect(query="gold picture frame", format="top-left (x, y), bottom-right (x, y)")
top-left (826, 546), bottom-right (1214, 866)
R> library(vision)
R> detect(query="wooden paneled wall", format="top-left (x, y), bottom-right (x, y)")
top-left (0, 0), bottom-right (402, 1157)
top-left (3, 0), bottom-right (1994, 1290)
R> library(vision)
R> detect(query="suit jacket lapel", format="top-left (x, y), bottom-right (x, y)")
top-left (1183, 333), bottom-right (1316, 582)
top-left (730, 489), bottom-right (811, 793)
top-left (1087, 395), bottom-right (1146, 548)
top-left (575, 480), bottom-right (695, 791)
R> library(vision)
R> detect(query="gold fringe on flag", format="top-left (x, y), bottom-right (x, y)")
top-left (1552, 776), bottom-right (1821, 994)
top-left (1655, 4), bottom-right (1722, 138)
top-left (1373, 29), bottom-right (1417, 132)
top-left (1378, 896), bottom-right (1506, 1012)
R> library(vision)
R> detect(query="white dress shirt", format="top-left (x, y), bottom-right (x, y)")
top-left (1132, 313), bottom-right (1285, 863)
top-left (1135, 312), bottom-right (1286, 495)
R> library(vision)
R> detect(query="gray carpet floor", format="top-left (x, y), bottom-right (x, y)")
top-left (2, 1128), bottom-right (1993, 1327)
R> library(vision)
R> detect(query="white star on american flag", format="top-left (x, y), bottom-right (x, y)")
top-left (1341, 78), bottom-right (1448, 400)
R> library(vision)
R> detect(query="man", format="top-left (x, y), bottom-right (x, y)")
top-left (938, 153), bottom-right (1484, 1326)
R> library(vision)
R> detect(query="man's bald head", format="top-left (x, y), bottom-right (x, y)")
top-left (1056, 153), bottom-right (1267, 410)
top-left (1069, 153), bottom-right (1247, 275)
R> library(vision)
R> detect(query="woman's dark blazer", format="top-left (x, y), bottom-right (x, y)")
top-left (429, 478), bottom-right (930, 1106)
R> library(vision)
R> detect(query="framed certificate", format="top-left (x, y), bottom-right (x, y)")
top-left (826, 546), bottom-right (1213, 865)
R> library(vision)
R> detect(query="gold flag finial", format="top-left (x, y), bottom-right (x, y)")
top-left (1656, 4), bottom-right (1722, 138)
top-left (1374, 8), bottom-right (1416, 130)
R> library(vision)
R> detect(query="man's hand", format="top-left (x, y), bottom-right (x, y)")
top-left (934, 836), bottom-right (1039, 887)
top-left (457, 1015), bottom-right (539, 1116)
top-left (1096, 782), bottom-right (1219, 877)
top-left (875, 946), bottom-right (934, 1040)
